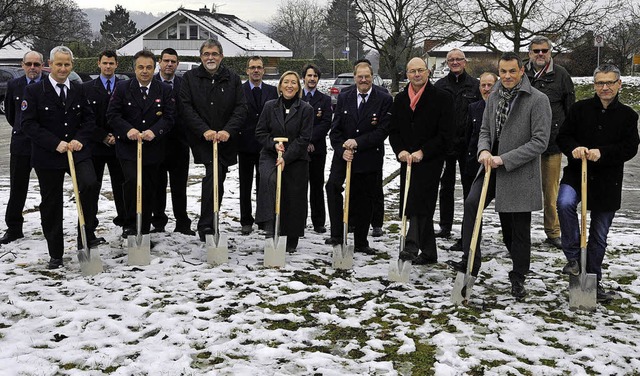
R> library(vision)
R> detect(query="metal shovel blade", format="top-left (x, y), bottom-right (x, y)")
top-left (388, 259), bottom-right (412, 283)
top-left (451, 271), bottom-right (476, 305)
top-left (206, 234), bottom-right (228, 265)
top-left (78, 248), bottom-right (104, 276)
top-left (332, 244), bottom-right (354, 269)
top-left (569, 273), bottom-right (597, 311)
top-left (264, 235), bottom-right (287, 268)
top-left (127, 234), bottom-right (151, 266)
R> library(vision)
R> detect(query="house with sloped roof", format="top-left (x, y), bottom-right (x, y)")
top-left (117, 6), bottom-right (292, 69)
top-left (0, 39), bottom-right (33, 65)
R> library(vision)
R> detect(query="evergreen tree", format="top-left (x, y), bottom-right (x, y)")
top-left (100, 5), bottom-right (138, 49)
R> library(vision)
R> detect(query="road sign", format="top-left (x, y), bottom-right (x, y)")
top-left (633, 54), bottom-right (640, 65)
top-left (594, 35), bottom-right (604, 47)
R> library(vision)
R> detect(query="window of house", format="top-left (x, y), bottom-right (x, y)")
top-left (189, 25), bottom-right (198, 39)
top-left (168, 24), bottom-right (177, 39)
top-left (179, 25), bottom-right (187, 39)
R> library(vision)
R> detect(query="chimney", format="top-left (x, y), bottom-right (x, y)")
top-left (246, 32), bottom-right (250, 39)
top-left (199, 6), bottom-right (209, 12)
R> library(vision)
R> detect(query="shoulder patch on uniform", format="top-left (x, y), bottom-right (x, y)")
top-left (21, 100), bottom-right (28, 111)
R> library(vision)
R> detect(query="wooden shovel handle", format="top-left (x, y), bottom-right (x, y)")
top-left (468, 165), bottom-right (491, 274)
top-left (136, 137), bottom-right (142, 215)
top-left (343, 160), bottom-right (352, 223)
top-left (213, 140), bottom-right (219, 213)
top-left (581, 157), bottom-right (587, 249)
top-left (67, 150), bottom-right (85, 227)
top-left (400, 162), bottom-right (412, 236)
top-left (274, 138), bottom-right (288, 215)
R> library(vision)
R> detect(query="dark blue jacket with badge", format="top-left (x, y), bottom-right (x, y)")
top-left (83, 76), bottom-right (121, 157)
top-left (4, 73), bottom-right (48, 156)
top-left (21, 78), bottom-right (95, 169)
top-left (302, 89), bottom-right (332, 156)
top-left (106, 78), bottom-right (175, 165)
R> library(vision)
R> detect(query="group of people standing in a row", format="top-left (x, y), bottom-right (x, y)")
top-left (2, 37), bottom-right (638, 303)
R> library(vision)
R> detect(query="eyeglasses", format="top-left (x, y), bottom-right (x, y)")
top-left (201, 52), bottom-right (221, 58)
top-left (407, 68), bottom-right (427, 75)
top-left (594, 80), bottom-right (619, 88)
top-left (447, 57), bottom-right (465, 63)
top-left (23, 62), bottom-right (42, 67)
top-left (531, 49), bottom-right (549, 54)
top-left (248, 65), bottom-right (263, 71)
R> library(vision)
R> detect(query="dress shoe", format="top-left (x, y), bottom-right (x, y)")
top-left (435, 228), bottom-right (452, 238)
top-left (150, 227), bottom-right (165, 233)
top-left (413, 255), bottom-right (437, 265)
top-left (0, 231), bottom-right (24, 244)
top-left (314, 226), bottom-right (327, 234)
top-left (445, 259), bottom-right (467, 273)
top-left (324, 237), bottom-right (342, 245)
top-left (175, 227), bottom-right (196, 236)
top-left (545, 237), bottom-right (562, 249)
top-left (371, 227), bottom-right (383, 237)
top-left (348, 225), bottom-right (355, 233)
top-left (562, 259), bottom-right (580, 276)
top-left (354, 246), bottom-right (377, 255)
top-left (88, 237), bottom-right (106, 248)
top-left (198, 227), bottom-right (214, 242)
top-left (511, 279), bottom-right (527, 299)
top-left (597, 283), bottom-right (615, 303)
top-left (121, 227), bottom-right (136, 238)
top-left (399, 248), bottom-right (418, 262)
top-left (47, 258), bottom-right (64, 269)
top-left (286, 246), bottom-right (297, 253)
top-left (241, 225), bottom-right (253, 235)
top-left (449, 239), bottom-right (463, 252)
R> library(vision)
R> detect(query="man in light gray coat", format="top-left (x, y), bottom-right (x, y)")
top-left (447, 52), bottom-right (551, 298)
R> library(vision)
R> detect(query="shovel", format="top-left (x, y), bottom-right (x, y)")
top-left (569, 157), bottom-right (597, 311)
top-left (127, 137), bottom-right (151, 265)
top-left (264, 137), bottom-right (288, 268)
top-left (332, 160), bottom-right (354, 269)
top-left (206, 140), bottom-right (228, 265)
top-left (388, 161), bottom-right (412, 282)
top-left (67, 150), bottom-right (103, 276)
top-left (452, 165), bottom-right (491, 304)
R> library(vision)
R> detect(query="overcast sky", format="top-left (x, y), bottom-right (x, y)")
top-left (75, 0), bottom-right (329, 23)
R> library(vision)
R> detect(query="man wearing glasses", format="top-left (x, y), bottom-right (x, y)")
top-left (1, 51), bottom-right (47, 244)
top-left (556, 63), bottom-right (639, 303)
top-left (525, 36), bottom-right (575, 250)
top-left (180, 39), bottom-right (247, 242)
top-left (238, 56), bottom-right (277, 235)
top-left (434, 48), bottom-right (480, 240)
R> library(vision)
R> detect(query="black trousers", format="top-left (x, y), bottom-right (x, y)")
top-left (151, 143), bottom-right (191, 230)
top-left (371, 170), bottom-right (384, 228)
top-left (35, 160), bottom-right (98, 259)
top-left (308, 153), bottom-right (326, 228)
top-left (461, 169), bottom-right (532, 279)
top-left (121, 160), bottom-right (159, 235)
top-left (350, 171), bottom-right (378, 248)
top-left (326, 168), bottom-right (345, 240)
top-left (92, 154), bottom-right (126, 229)
top-left (406, 215), bottom-right (437, 260)
top-left (198, 162), bottom-right (228, 232)
top-left (4, 153), bottom-right (32, 234)
top-left (238, 152), bottom-right (260, 226)
top-left (438, 153), bottom-right (466, 230)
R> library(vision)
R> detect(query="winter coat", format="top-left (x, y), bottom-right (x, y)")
top-left (254, 97), bottom-right (313, 237)
top-left (239, 81), bottom-right (278, 154)
top-left (4, 74), bottom-right (47, 156)
top-left (83, 76), bottom-right (121, 157)
top-left (557, 95), bottom-right (639, 211)
top-left (389, 82), bottom-right (452, 216)
top-left (180, 64), bottom-right (247, 167)
top-left (434, 70), bottom-right (480, 155)
top-left (302, 89), bottom-right (332, 156)
top-left (525, 59), bottom-right (575, 155)
top-left (478, 75), bottom-right (551, 212)
top-left (464, 99), bottom-right (485, 179)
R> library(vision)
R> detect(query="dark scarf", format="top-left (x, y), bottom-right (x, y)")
top-left (496, 80), bottom-right (523, 139)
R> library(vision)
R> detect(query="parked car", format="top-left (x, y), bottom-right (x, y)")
top-left (0, 66), bottom-right (24, 114)
top-left (41, 67), bottom-right (88, 84)
top-left (431, 66), bottom-right (450, 79)
top-left (328, 72), bottom-right (387, 106)
top-left (175, 62), bottom-right (200, 76)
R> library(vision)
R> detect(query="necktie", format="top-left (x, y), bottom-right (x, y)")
top-left (106, 79), bottom-right (111, 95)
top-left (358, 93), bottom-right (367, 115)
top-left (57, 83), bottom-right (66, 104)
top-left (164, 80), bottom-right (172, 87)
top-left (140, 86), bottom-right (148, 100)
top-left (28, 80), bottom-right (35, 85)
top-left (306, 92), bottom-right (312, 102)
top-left (252, 86), bottom-right (262, 109)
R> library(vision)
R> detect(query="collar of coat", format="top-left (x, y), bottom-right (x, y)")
top-left (195, 63), bottom-right (230, 81)
top-left (494, 74), bottom-right (533, 97)
top-left (445, 69), bottom-right (470, 83)
top-left (526, 58), bottom-right (555, 76)
top-left (591, 93), bottom-right (622, 110)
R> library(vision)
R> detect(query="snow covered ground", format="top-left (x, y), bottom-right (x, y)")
top-left (1, 79), bottom-right (639, 375)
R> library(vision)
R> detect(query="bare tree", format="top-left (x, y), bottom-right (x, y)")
top-left (434, 0), bottom-right (621, 53)
top-left (269, 0), bottom-right (326, 59)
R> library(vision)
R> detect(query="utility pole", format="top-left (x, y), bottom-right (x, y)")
top-left (346, 7), bottom-right (350, 62)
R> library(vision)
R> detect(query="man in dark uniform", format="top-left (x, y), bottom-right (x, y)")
top-left (150, 48), bottom-right (194, 235)
top-left (325, 61), bottom-right (393, 254)
top-left (301, 64), bottom-right (332, 234)
top-left (21, 46), bottom-right (101, 269)
top-left (107, 49), bottom-right (175, 238)
top-left (83, 50), bottom-right (126, 235)
top-left (180, 39), bottom-right (246, 242)
top-left (434, 48), bottom-right (480, 239)
top-left (238, 56), bottom-right (277, 235)
top-left (1, 51), bottom-right (46, 244)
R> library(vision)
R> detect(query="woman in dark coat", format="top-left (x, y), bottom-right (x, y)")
top-left (389, 57), bottom-right (453, 264)
top-left (255, 71), bottom-right (313, 251)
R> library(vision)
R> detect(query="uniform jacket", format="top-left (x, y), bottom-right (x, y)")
top-left (434, 70), bottom-right (480, 154)
top-left (106, 78), bottom-right (175, 165)
top-left (83, 76), bottom-right (120, 157)
top-left (525, 59), bottom-right (575, 155)
top-left (389, 82), bottom-right (452, 216)
top-left (180, 64), bottom-right (247, 167)
top-left (21, 78), bottom-right (95, 169)
top-left (302, 89), bottom-right (332, 156)
top-left (239, 80), bottom-right (278, 154)
top-left (557, 95), bottom-right (639, 211)
top-left (329, 86), bottom-right (393, 175)
top-left (464, 99), bottom-right (486, 178)
top-left (478, 76), bottom-right (551, 212)
top-left (4, 73), bottom-right (48, 156)
top-left (154, 73), bottom-right (188, 147)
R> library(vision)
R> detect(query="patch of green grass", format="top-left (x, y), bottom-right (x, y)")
top-left (32, 344), bottom-right (49, 349)
top-left (196, 351), bottom-right (212, 359)
top-left (290, 270), bottom-right (331, 287)
top-left (347, 348), bottom-right (365, 359)
top-left (540, 358), bottom-right (556, 367)
top-left (103, 365), bottom-right (120, 374)
top-left (81, 345), bottom-right (97, 351)
top-left (264, 318), bottom-right (307, 331)
top-left (198, 279), bottom-right (212, 290)
top-left (380, 336), bottom-right (437, 375)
